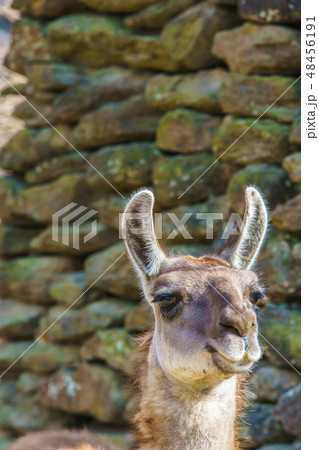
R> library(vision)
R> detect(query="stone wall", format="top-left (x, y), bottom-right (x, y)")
top-left (0, 1), bottom-right (301, 449)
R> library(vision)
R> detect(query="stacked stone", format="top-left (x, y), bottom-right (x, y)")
top-left (0, 0), bottom-right (300, 448)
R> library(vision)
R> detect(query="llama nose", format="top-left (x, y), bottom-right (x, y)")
top-left (219, 308), bottom-right (256, 339)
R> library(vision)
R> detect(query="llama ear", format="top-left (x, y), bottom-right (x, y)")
top-left (121, 190), bottom-right (165, 277)
top-left (218, 187), bottom-right (268, 270)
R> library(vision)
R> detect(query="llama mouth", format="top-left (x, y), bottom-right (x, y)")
top-left (206, 345), bottom-right (254, 373)
top-left (215, 353), bottom-right (254, 374)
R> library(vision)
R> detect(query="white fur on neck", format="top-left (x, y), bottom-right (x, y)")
top-left (137, 343), bottom-right (237, 450)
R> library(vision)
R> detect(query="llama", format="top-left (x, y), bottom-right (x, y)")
top-left (8, 186), bottom-right (268, 450)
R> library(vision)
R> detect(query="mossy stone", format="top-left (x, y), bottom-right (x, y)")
top-left (47, 14), bottom-right (131, 67)
top-left (157, 108), bottom-right (222, 153)
top-left (227, 163), bottom-right (295, 213)
top-left (161, 4), bottom-right (240, 70)
top-left (0, 300), bottom-right (44, 339)
top-left (153, 153), bottom-right (237, 207)
top-left (271, 195), bottom-right (301, 232)
top-left (213, 23), bottom-right (301, 75)
top-left (52, 66), bottom-right (150, 123)
top-left (81, 328), bottom-right (137, 372)
top-left (72, 96), bottom-right (161, 150)
top-left (85, 243), bottom-right (140, 301)
top-left (87, 142), bottom-right (161, 191)
top-left (78, 0), bottom-right (158, 13)
top-left (0, 224), bottom-right (39, 256)
top-left (145, 69), bottom-right (226, 113)
top-left (282, 152), bottom-right (301, 183)
top-left (0, 255), bottom-right (79, 303)
top-left (0, 342), bottom-right (80, 373)
top-left (259, 303), bottom-right (301, 369)
top-left (219, 74), bottom-right (300, 123)
top-left (12, 0), bottom-right (87, 19)
top-left (258, 230), bottom-right (300, 298)
top-left (240, 403), bottom-right (290, 447)
top-left (5, 19), bottom-right (55, 75)
top-left (213, 116), bottom-right (293, 165)
top-left (14, 173), bottom-right (92, 224)
top-left (41, 364), bottom-right (128, 423)
top-left (38, 299), bottom-right (134, 343)
top-left (124, 0), bottom-right (197, 31)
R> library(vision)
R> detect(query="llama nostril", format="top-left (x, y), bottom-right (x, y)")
top-left (219, 322), bottom-right (241, 337)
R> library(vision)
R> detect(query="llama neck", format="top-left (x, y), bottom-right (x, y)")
top-left (132, 337), bottom-right (238, 450)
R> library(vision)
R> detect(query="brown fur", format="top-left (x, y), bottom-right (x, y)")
top-left (129, 331), bottom-right (153, 398)
top-left (128, 331), bottom-right (248, 449)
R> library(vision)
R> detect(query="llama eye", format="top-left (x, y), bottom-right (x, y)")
top-left (152, 294), bottom-right (179, 310)
top-left (250, 292), bottom-right (264, 305)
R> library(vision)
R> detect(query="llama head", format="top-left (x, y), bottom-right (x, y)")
top-left (121, 188), bottom-right (268, 386)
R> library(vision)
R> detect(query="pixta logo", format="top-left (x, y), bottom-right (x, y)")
top-left (52, 202), bottom-right (98, 250)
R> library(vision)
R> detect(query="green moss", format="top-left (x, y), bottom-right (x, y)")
top-left (260, 303), bottom-right (301, 368)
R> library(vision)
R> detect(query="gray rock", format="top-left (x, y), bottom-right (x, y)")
top-left (38, 299), bottom-right (134, 343)
top-left (0, 399), bottom-right (74, 435)
top-left (0, 299), bottom-right (44, 339)
top-left (41, 364), bottom-right (128, 423)
top-left (157, 109), bottom-right (222, 153)
top-left (13, 173), bottom-right (93, 224)
top-left (161, 4), bottom-right (240, 70)
top-left (72, 96), bottom-right (161, 150)
top-left (213, 116), bottom-right (293, 165)
top-left (0, 255), bottom-right (80, 303)
top-left (271, 195), bottom-right (301, 232)
top-left (160, 195), bottom-right (231, 243)
top-left (259, 303), bottom-right (301, 369)
top-left (51, 66), bottom-right (151, 123)
top-left (78, 0), bottom-right (158, 13)
top-left (123, 35), bottom-right (185, 72)
top-left (27, 63), bottom-right (87, 91)
top-left (227, 163), bottom-right (296, 213)
top-left (5, 19), bottom-right (55, 74)
top-left (251, 364), bottom-right (299, 402)
top-left (85, 243), bottom-right (140, 301)
top-left (0, 175), bottom-right (28, 225)
top-left (259, 231), bottom-right (301, 298)
top-left (219, 74), bottom-right (300, 123)
top-left (240, 403), bottom-right (291, 447)
top-left (47, 14), bottom-right (131, 67)
top-left (0, 224), bottom-right (39, 256)
top-left (124, 301), bottom-right (154, 333)
top-left (282, 153), bottom-right (301, 183)
top-left (48, 272), bottom-right (88, 307)
top-left (25, 153), bottom-right (88, 185)
top-left (81, 328), bottom-right (137, 372)
top-left (12, 0), bottom-right (87, 18)
top-left (153, 153), bottom-right (237, 207)
top-left (17, 373), bottom-right (47, 394)
top-left (289, 116), bottom-right (301, 145)
top-left (0, 342), bottom-right (80, 373)
top-left (30, 223), bottom-right (118, 255)
top-left (86, 142), bottom-right (160, 191)
top-left (145, 69), bottom-right (226, 113)
top-left (212, 23), bottom-right (301, 75)
top-left (0, 126), bottom-right (74, 173)
top-left (92, 195), bottom-right (127, 230)
top-left (274, 384), bottom-right (301, 437)
top-left (124, 0), bottom-right (198, 31)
